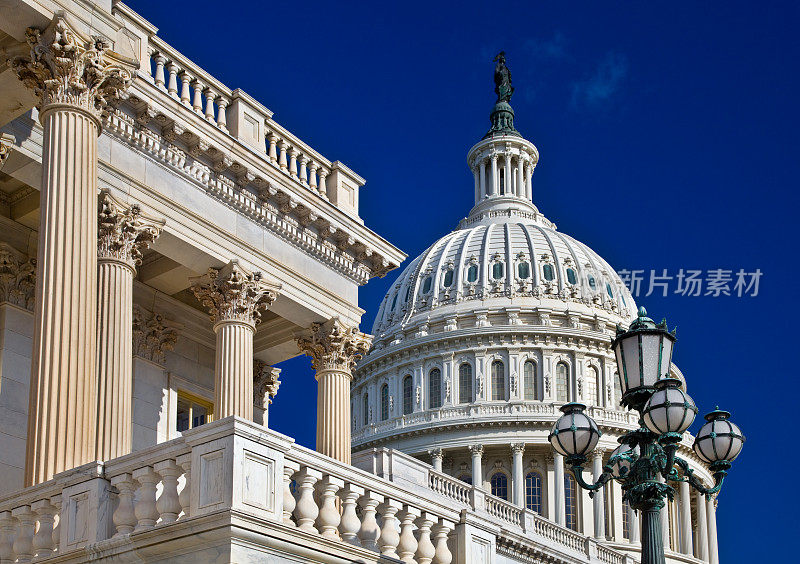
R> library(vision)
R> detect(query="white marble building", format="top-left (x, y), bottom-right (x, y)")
top-left (0, 1), bottom-right (723, 563)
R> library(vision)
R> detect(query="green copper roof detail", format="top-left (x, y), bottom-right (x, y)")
top-left (484, 51), bottom-right (521, 139)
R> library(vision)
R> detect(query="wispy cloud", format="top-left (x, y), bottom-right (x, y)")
top-left (525, 32), bottom-right (569, 61)
top-left (571, 52), bottom-right (628, 109)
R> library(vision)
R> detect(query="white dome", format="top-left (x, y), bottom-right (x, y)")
top-left (372, 207), bottom-right (635, 338)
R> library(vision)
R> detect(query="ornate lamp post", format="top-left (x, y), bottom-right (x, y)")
top-left (548, 307), bottom-right (744, 564)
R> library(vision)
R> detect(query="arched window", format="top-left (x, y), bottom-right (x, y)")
top-left (467, 264), bottom-right (478, 283)
top-left (390, 293), bottom-right (398, 311)
top-left (402, 375), bottom-right (413, 415)
top-left (565, 473), bottom-right (578, 531)
top-left (443, 269), bottom-right (454, 287)
top-left (586, 366), bottom-right (599, 406)
top-left (606, 282), bottom-right (614, 298)
top-left (362, 393), bottom-right (369, 425)
top-left (491, 360), bottom-right (505, 401)
top-left (458, 474), bottom-right (472, 485)
top-left (523, 360), bottom-right (537, 400)
top-left (614, 372), bottom-right (622, 406)
top-left (492, 262), bottom-right (504, 280)
top-left (380, 384), bottom-right (389, 421)
top-left (490, 472), bottom-right (508, 500)
top-left (556, 362), bottom-right (569, 402)
top-left (525, 472), bottom-right (543, 514)
top-left (499, 168), bottom-right (505, 195)
top-left (459, 363), bottom-right (473, 404)
top-left (543, 264), bottom-right (555, 281)
top-left (588, 275), bottom-right (597, 290)
top-left (405, 286), bottom-right (412, 302)
top-left (518, 261), bottom-right (530, 279)
top-left (429, 368), bottom-right (442, 409)
top-left (422, 276), bottom-right (433, 294)
top-left (566, 268), bottom-right (577, 285)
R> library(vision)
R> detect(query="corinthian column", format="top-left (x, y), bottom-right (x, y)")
top-left (192, 262), bottom-right (279, 420)
top-left (253, 360), bottom-right (281, 427)
top-left (296, 318), bottom-right (371, 464)
top-left (96, 192), bottom-right (163, 461)
top-left (9, 16), bottom-right (136, 485)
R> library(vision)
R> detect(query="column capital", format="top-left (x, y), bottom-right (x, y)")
top-left (132, 306), bottom-right (179, 364)
top-left (0, 132), bottom-right (13, 171)
top-left (589, 448), bottom-right (606, 460)
top-left (254, 359), bottom-right (281, 408)
top-left (510, 443), bottom-right (526, 455)
top-left (0, 242), bottom-right (36, 311)
top-left (468, 444), bottom-right (484, 457)
top-left (428, 448), bottom-right (443, 460)
top-left (9, 16), bottom-right (137, 123)
top-left (190, 261), bottom-right (280, 327)
top-left (98, 192), bottom-right (164, 267)
top-left (295, 317), bottom-right (371, 373)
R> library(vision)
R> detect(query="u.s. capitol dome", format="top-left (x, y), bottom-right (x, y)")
top-left (352, 61), bottom-right (713, 561)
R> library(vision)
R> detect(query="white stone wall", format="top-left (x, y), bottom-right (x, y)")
top-left (0, 304), bottom-right (33, 495)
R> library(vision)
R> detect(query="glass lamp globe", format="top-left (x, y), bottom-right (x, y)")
top-left (642, 377), bottom-right (698, 436)
top-left (548, 403), bottom-right (601, 459)
top-left (612, 307), bottom-right (676, 408)
top-left (609, 443), bottom-right (639, 480)
top-left (693, 408), bottom-right (745, 464)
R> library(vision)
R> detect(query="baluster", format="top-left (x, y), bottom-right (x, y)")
top-left (317, 168), bottom-right (329, 198)
top-left (267, 133), bottom-right (278, 163)
top-left (315, 475), bottom-right (344, 539)
top-left (153, 53), bottom-right (166, 88)
top-left (358, 491), bottom-right (383, 551)
top-left (132, 466), bottom-right (160, 531)
top-left (292, 467), bottom-right (321, 533)
top-left (50, 494), bottom-right (61, 553)
top-left (166, 62), bottom-right (179, 97)
top-left (192, 80), bottom-right (204, 114)
top-left (278, 141), bottom-right (288, 171)
top-left (398, 506), bottom-right (420, 564)
top-left (432, 519), bottom-right (454, 564)
top-left (176, 453), bottom-right (192, 520)
top-left (111, 473), bottom-right (138, 536)
top-left (216, 96), bottom-right (229, 131)
top-left (415, 512), bottom-right (436, 564)
top-left (11, 506), bottom-right (34, 563)
top-left (299, 155), bottom-right (309, 185)
top-left (31, 499), bottom-right (57, 558)
top-left (179, 72), bottom-right (193, 106)
top-left (282, 461), bottom-right (300, 525)
top-left (378, 499), bottom-right (402, 558)
top-left (338, 483), bottom-right (364, 545)
top-left (308, 161), bottom-right (319, 190)
top-left (155, 460), bottom-right (183, 524)
top-left (289, 148), bottom-right (298, 178)
top-left (0, 511), bottom-right (16, 564)
top-left (204, 89), bottom-right (216, 122)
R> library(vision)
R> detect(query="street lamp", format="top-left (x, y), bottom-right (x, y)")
top-left (548, 307), bottom-right (744, 564)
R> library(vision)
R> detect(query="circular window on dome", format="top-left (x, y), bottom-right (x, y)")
top-left (492, 262), bottom-right (504, 280)
top-left (443, 269), bottom-right (454, 288)
top-left (543, 264), bottom-right (555, 281)
top-left (566, 268), bottom-right (577, 285)
top-left (606, 283), bottom-right (614, 298)
top-left (518, 261), bottom-right (530, 279)
top-left (467, 264), bottom-right (478, 283)
top-left (422, 276), bottom-right (433, 294)
top-left (588, 275), bottom-right (597, 290)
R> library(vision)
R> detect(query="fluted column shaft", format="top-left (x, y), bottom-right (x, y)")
top-left (591, 451), bottom-right (606, 539)
top-left (315, 367), bottom-right (352, 463)
top-left (707, 497), bottom-right (718, 564)
top-left (26, 107), bottom-right (99, 485)
top-left (679, 481), bottom-right (693, 555)
top-left (469, 445), bottom-right (483, 488)
top-left (511, 444), bottom-right (524, 507)
top-left (96, 258), bottom-right (135, 458)
top-left (214, 320), bottom-right (255, 419)
top-left (553, 453), bottom-right (565, 526)
top-left (695, 491), bottom-right (709, 561)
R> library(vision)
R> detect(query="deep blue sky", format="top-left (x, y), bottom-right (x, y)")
top-left (131, 1), bottom-right (795, 559)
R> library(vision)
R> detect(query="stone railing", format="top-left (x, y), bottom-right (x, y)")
top-left (353, 401), bottom-right (640, 444)
top-left (354, 448), bottom-right (632, 564)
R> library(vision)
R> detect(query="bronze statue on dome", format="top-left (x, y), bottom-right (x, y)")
top-left (493, 51), bottom-right (514, 103)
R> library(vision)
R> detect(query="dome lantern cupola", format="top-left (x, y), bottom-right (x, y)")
top-left (467, 52), bottom-right (540, 221)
